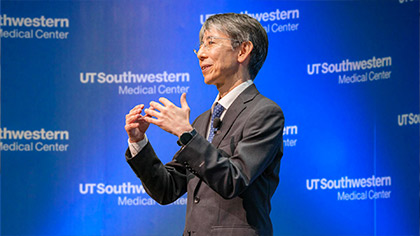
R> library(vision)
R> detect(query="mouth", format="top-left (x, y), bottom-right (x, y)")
top-left (201, 65), bottom-right (212, 72)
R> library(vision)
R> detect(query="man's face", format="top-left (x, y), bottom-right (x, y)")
top-left (196, 29), bottom-right (241, 87)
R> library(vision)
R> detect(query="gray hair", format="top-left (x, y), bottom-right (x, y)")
top-left (199, 13), bottom-right (268, 80)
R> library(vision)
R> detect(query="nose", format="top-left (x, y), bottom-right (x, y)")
top-left (196, 47), bottom-right (207, 60)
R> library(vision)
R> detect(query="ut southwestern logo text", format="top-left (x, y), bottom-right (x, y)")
top-left (200, 9), bottom-right (300, 34)
top-left (283, 125), bottom-right (298, 147)
top-left (200, 9), bottom-right (299, 24)
top-left (307, 56), bottom-right (391, 75)
top-left (0, 127), bottom-right (70, 152)
top-left (79, 182), bottom-right (187, 206)
top-left (306, 175), bottom-right (392, 201)
top-left (307, 56), bottom-right (393, 84)
top-left (80, 71), bottom-right (189, 84)
top-left (398, 113), bottom-right (420, 126)
top-left (80, 71), bottom-right (191, 96)
top-left (306, 175), bottom-right (391, 190)
top-left (0, 14), bottom-right (70, 40)
top-left (79, 182), bottom-right (146, 195)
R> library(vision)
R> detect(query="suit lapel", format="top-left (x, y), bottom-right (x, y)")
top-left (212, 84), bottom-right (259, 147)
top-left (193, 109), bottom-right (211, 137)
top-left (189, 85), bottom-right (259, 196)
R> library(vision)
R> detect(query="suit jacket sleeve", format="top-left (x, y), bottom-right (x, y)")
top-left (174, 98), bottom-right (284, 199)
top-left (126, 141), bottom-right (187, 205)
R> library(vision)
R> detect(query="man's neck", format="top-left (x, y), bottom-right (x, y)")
top-left (217, 70), bottom-right (251, 98)
top-left (218, 79), bottom-right (246, 98)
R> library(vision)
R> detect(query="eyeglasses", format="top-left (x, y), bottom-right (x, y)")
top-left (194, 36), bottom-right (241, 54)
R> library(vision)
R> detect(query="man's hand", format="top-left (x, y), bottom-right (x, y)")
top-left (125, 104), bottom-right (150, 143)
top-left (144, 93), bottom-right (193, 137)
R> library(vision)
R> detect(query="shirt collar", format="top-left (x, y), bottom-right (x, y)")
top-left (211, 80), bottom-right (253, 112)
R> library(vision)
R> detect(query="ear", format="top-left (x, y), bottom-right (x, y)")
top-left (237, 41), bottom-right (253, 64)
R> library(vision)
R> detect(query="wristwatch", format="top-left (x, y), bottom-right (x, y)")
top-left (177, 129), bottom-right (197, 146)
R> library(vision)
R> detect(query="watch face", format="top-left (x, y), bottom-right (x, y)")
top-left (179, 129), bottom-right (196, 145)
top-left (180, 133), bottom-right (192, 145)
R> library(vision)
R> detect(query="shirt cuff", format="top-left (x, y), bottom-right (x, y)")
top-left (128, 134), bottom-right (148, 157)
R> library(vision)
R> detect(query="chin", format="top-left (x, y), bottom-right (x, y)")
top-left (203, 74), bottom-right (221, 86)
top-left (203, 76), bottom-right (214, 85)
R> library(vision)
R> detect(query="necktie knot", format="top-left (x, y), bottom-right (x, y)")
top-left (212, 103), bottom-right (224, 119)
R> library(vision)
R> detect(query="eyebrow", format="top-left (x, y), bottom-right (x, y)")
top-left (200, 36), bottom-right (215, 44)
top-left (202, 36), bottom-right (215, 40)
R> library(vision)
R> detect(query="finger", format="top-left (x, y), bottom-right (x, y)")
top-left (126, 114), bottom-right (141, 124)
top-left (131, 104), bottom-right (144, 111)
top-left (144, 108), bottom-right (162, 118)
top-left (128, 108), bottom-right (139, 115)
top-left (143, 116), bottom-right (159, 125)
top-left (133, 104), bottom-right (144, 110)
top-left (138, 115), bottom-right (150, 122)
top-left (149, 101), bottom-right (165, 112)
top-left (144, 107), bottom-right (154, 118)
top-left (158, 97), bottom-right (175, 107)
top-left (125, 123), bottom-right (140, 131)
top-left (129, 104), bottom-right (145, 114)
top-left (126, 112), bottom-right (139, 120)
top-left (180, 93), bottom-right (189, 109)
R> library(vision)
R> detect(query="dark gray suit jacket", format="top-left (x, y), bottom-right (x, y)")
top-left (126, 84), bottom-right (284, 236)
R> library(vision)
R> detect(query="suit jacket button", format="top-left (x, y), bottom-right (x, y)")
top-left (193, 196), bottom-right (200, 204)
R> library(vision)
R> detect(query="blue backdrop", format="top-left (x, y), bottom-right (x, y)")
top-left (1, 0), bottom-right (419, 235)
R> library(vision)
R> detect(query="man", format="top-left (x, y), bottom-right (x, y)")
top-left (125, 13), bottom-right (284, 236)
